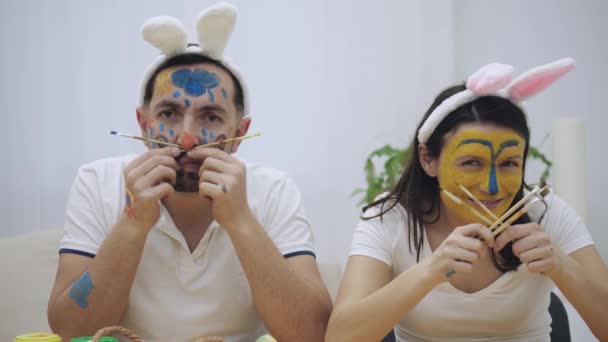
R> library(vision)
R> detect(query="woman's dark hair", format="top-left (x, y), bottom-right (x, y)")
top-left (364, 83), bottom-right (546, 272)
top-left (143, 52), bottom-right (244, 115)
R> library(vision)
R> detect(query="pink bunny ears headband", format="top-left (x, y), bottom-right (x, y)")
top-left (139, 2), bottom-right (249, 114)
top-left (417, 57), bottom-right (576, 144)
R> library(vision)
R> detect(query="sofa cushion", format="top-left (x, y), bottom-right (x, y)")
top-left (0, 229), bottom-right (62, 340)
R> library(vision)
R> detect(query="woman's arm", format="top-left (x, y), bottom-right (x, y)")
top-left (495, 222), bottom-right (608, 341)
top-left (326, 224), bottom-right (494, 342)
top-left (325, 256), bottom-right (437, 342)
top-left (548, 246), bottom-right (608, 341)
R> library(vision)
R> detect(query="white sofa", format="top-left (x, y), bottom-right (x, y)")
top-left (0, 230), bottom-right (342, 341)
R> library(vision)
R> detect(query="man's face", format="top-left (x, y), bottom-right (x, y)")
top-left (138, 63), bottom-right (247, 192)
top-left (437, 123), bottom-right (526, 224)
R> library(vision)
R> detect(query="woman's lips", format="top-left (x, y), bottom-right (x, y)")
top-left (467, 197), bottom-right (504, 210)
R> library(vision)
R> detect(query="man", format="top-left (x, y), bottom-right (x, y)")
top-left (48, 3), bottom-right (332, 341)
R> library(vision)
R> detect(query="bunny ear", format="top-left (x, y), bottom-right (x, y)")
top-left (141, 16), bottom-right (188, 56)
top-left (197, 2), bottom-right (237, 59)
top-left (467, 63), bottom-right (514, 95)
top-left (507, 58), bottom-right (576, 101)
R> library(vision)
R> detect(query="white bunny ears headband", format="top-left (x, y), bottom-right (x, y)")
top-left (417, 57), bottom-right (576, 144)
top-left (139, 2), bottom-right (249, 114)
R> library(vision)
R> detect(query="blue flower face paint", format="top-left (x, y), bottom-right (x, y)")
top-left (69, 272), bottom-right (94, 308)
top-left (172, 68), bottom-right (220, 98)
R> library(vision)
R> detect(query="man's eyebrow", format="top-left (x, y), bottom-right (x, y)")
top-left (195, 104), bottom-right (227, 113)
top-left (154, 99), bottom-right (184, 110)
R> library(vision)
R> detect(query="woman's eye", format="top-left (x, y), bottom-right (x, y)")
top-left (501, 160), bottom-right (520, 168)
top-left (461, 160), bottom-right (481, 167)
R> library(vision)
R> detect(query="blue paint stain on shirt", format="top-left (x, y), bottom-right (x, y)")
top-left (173, 91), bottom-right (180, 98)
top-left (69, 272), bottom-right (94, 308)
top-left (172, 68), bottom-right (220, 97)
top-left (221, 88), bottom-right (228, 99)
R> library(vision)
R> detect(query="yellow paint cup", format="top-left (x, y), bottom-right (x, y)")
top-left (14, 333), bottom-right (62, 342)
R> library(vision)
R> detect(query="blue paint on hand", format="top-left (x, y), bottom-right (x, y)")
top-left (69, 272), bottom-right (94, 308)
top-left (173, 91), bottom-right (181, 98)
top-left (171, 68), bottom-right (220, 97)
top-left (221, 88), bottom-right (228, 99)
top-left (185, 98), bottom-right (191, 107)
top-left (159, 123), bottom-right (165, 132)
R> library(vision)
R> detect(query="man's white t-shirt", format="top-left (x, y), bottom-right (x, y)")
top-left (350, 192), bottom-right (593, 342)
top-left (60, 154), bottom-right (315, 342)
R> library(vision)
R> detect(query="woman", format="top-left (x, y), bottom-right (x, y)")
top-left (326, 58), bottom-right (608, 341)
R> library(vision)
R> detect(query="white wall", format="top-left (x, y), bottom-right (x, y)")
top-left (454, 1), bottom-right (607, 340)
top-left (0, 0), bottom-right (454, 266)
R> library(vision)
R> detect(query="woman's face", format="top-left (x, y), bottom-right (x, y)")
top-left (436, 122), bottom-right (526, 224)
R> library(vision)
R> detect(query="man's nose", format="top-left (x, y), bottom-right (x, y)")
top-left (178, 117), bottom-right (201, 149)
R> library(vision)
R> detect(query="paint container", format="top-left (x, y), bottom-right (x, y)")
top-left (70, 337), bottom-right (117, 342)
top-left (13, 333), bottom-right (61, 342)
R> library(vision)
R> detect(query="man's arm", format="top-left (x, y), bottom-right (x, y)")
top-left (227, 216), bottom-right (332, 342)
top-left (192, 147), bottom-right (332, 341)
top-left (49, 147), bottom-right (179, 339)
top-left (48, 219), bottom-right (148, 339)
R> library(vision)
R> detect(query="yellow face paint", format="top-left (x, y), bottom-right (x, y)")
top-left (438, 128), bottom-right (525, 224)
top-left (152, 69), bottom-right (173, 98)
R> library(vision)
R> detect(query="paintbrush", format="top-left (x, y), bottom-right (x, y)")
top-left (458, 184), bottom-right (499, 221)
top-left (110, 131), bottom-right (184, 149)
top-left (441, 189), bottom-right (494, 226)
top-left (200, 132), bottom-right (262, 148)
top-left (110, 131), bottom-right (262, 150)
top-left (488, 185), bottom-right (547, 232)
top-left (492, 198), bottom-right (542, 237)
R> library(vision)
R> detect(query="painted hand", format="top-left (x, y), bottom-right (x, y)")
top-left (427, 224), bottom-right (494, 283)
top-left (187, 147), bottom-right (254, 230)
top-left (494, 222), bottom-right (561, 275)
top-left (122, 147), bottom-right (180, 231)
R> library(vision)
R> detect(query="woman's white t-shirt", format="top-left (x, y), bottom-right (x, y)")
top-left (350, 192), bottom-right (593, 342)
